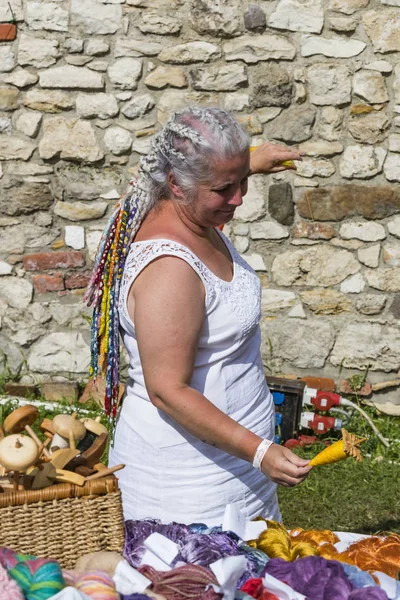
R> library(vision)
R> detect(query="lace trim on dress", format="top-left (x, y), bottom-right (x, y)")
top-left (118, 236), bottom-right (261, 339)
top-left (118, 241), bottom-right (216, 330)
top-left (217, 235), bottom-right (261, 338)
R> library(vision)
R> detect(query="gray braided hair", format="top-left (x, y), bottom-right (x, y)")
top-left (85, 106), bottom-right (249, 415)
top-left (142, 107), bottom-right (248, 201)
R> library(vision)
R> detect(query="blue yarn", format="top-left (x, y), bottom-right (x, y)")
top-left (342, 563), bottom-right (378, 588)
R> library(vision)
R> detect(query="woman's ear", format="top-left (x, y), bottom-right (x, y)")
top-left (168, 171), bottom-right (185, 200)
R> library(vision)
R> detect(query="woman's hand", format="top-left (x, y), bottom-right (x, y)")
top-left (250, 142), bottom-right (304, 175)
top-left (261, 444), bottom-right (312, 487)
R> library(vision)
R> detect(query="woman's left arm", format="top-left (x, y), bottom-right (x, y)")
top-left (249, 142), bottom-right (304, 175)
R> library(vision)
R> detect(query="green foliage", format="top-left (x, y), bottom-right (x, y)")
top-left (348, 365), bottom-right (370, 392)
top-left (279, 405), bottom-right (400, 534)
top-left (0, 352), bottom-right (26, 394)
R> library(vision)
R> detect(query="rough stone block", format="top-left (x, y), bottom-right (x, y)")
top-left (297, 186), bottom-right (400, 221)
top-left (32, 273), bottom-right (65, 293)
top-left (40, 381), bottom-right (79, 402)
top-left (28, 332), bottom-right (90, 374)
top-left (301, 376), bottom-right (336, 392)
top-left (65, 271), bottom-right (91, 290)
top-left (268, 183), bottom-right (294, 225)
top-left (23, 251), bottom-right (85, 271)
top-left (0, 23), bottom-right (16, 41)
top-left (3, 382), bottom-right (38, 397)
top-left (189, 0), bottom-right (242, 37)
top-left (244, 5), bottom-right (266, 31)
top-left (0, 182), bottom-right (53, 216)
top-left (252, 63), bottom-right (292, 108)
top-left (292, 221), bottom-right (336, 240)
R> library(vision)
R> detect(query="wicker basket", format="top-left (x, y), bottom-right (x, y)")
top-left (0, 476), bottom-right (125, 569)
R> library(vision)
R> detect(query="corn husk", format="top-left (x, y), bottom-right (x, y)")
top-left (309, 429), bottom-right (366, 467)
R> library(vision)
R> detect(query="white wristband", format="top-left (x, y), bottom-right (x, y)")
top-left (252, 439), bottom-right (273, 471)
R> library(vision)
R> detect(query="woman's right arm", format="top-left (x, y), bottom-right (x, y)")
top-left (129, 256), bottom-right (311, 487)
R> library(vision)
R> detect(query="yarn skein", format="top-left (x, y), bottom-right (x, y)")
top-left (124, 518), bottom-right (261, 587)
top-left (138, 563), bottom-right (220, 600)
top-left (9, 558), bottom-right (65, 600)
top-left (247, 521), bottom-right (319, 562)
top-left (263, 556), bottom-right (389, 600)
top-left (0, 547), bottom-right (35, 570)
top-left (63, 570), bottom-right (119, 600)
top-left (0, 562), bottom-right (24, 600)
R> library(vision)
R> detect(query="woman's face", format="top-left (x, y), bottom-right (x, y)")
top-left (183, 150), bottom-right (250, 228)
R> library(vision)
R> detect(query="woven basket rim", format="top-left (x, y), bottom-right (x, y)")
top-left (0, 475), bottom-right (119, 508)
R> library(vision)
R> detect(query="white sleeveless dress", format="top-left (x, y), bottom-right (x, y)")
top-left (109, 229), bottom-right (280, 526)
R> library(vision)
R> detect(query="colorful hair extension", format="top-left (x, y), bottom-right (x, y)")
top-left (84, 107), bottom-right (248, 416)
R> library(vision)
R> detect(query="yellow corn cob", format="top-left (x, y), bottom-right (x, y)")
top-left (249, 146), bottom-right (295, 168)
top-left (309, 429), bottom-right (366, 467)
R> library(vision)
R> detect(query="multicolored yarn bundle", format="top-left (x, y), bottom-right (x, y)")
top-left (0, 548), bottom-right (35, 569)
top-left (263, 556), bottom-right (389, 600)
top-left (63, 570), bottom-right (119, 599)
top-left (83, 107), bottom-right (249, 416)
top-left (0, 562), bottom-right (24, 600)
top-left (8, 557), bottom-right (64, 600)
top-left (2, 517), bottom-right (399, 600)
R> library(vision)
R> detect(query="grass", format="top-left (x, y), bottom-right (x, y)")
top-left (1, 362), bottom-right (400, 534)
top-left (279, 403), bottom-right (400, 534)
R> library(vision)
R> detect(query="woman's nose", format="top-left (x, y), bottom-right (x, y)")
top-left (230, 188), bottom-right (243, 207)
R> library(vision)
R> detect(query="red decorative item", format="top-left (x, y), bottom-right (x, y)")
top-left (241, 578), bottom-right (279, 600)
top-left (0, 23), bottom-right (16, 41)
top-left (284, 434), bottom-right (319, 449)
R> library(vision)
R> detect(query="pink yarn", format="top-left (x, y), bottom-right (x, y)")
top-left (62, 570), bottom-right (119, 599)
top-left (0, 563), bottom-right (24, 600)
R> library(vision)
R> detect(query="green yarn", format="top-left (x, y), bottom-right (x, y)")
top-left (9, 558), bottom-right (65, 600)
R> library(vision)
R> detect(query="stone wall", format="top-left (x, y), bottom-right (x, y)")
top-left (0, 0), bottom-right (400, 403)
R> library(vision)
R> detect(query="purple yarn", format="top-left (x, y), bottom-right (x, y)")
top-left (123, 519), bottom-right (263, 589)
top-left (124, 520), bottom-right (192, 567)
top-left (120, 595), bottom-right (150, 600)
top-left (262, 558), bottom-right (292, 583)
top-left (124, 521), bottom-right (241, 568)
top-left (180, 532), bottom-right (240, 565)
top-left (263, 557), bottom-right (388, 600)
top-left (349, 590), bottom-right (388, 600)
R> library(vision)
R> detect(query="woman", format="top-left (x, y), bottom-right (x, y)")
top-left (85, 107), bottom-right (311, 526)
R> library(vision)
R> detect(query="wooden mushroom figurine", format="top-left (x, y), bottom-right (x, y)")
top-left (50, 413), bottom-right (86, 452)
top-left (0, 434), bottom-right (39, 490)
top-left (4, 405), bottom-right (50, 459)
top-left (78, 416), bottom-right (108, 452)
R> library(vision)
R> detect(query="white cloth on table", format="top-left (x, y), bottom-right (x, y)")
top-left (109, 229), bottom-right (280, 526)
